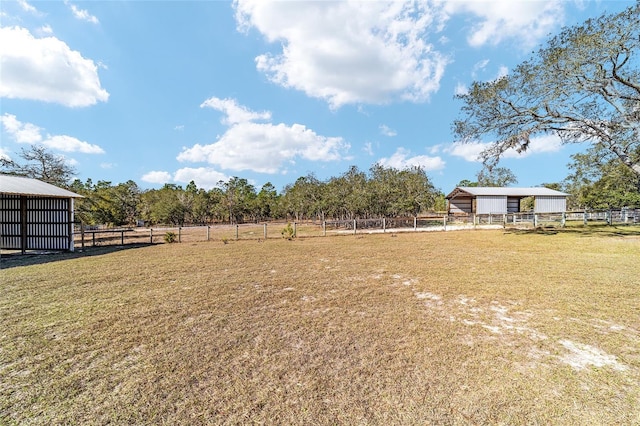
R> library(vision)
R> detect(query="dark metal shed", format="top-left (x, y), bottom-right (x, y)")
top-left (1, 175), bottom-right (83, 254)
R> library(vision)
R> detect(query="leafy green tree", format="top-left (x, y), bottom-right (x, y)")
top-left (564, 145), bottom-right (640, 209)
top-left (255, 182), bottom-right (281, 221)
top-left (142, 184), bottom-right (187, 225)
top-left (1, 145), bottom-right (76, 186)
top-left (282, 174), bottom-right (326, 221)
top-left (220, 177), bottom-right (257, 224)
top-left (476, 166), bottom-right (518, 187)
top-left (454, 3), bottom-right (640, 177)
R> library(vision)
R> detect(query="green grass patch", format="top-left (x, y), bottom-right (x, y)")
top-left (2, 227), bottom-right (639, 424)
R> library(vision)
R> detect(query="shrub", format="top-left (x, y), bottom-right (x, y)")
top-left (164, 231), bottom-right (178, 243)
top-left (281, 223), bottom-right (295, 240)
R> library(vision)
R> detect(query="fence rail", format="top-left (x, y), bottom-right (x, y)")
top-left (73, 208), bottom-right (640, 248)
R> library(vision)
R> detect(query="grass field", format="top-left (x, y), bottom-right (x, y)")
top-left (2, 226), bottom-right (639, 425)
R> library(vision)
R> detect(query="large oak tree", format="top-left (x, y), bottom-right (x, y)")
top-left (454, 2), bottom-right (640, 177)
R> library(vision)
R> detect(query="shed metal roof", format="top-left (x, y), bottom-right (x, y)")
top-left (446, 186), bottom-right (569, 199)
top-left (0, 175), bottom-right (83, 198)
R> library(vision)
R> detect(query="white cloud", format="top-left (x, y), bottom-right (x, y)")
top-left (378, 147), bottom-right (445, 171)
top-left (201, 97), bottom-right (271, 125)
top-left (363, 142), bottom-right (374, 156)
top-left (443, 0), bottom-right (565, 49)
top-left (454, 82), bottom-right (468, 96)
top-left (37, 25), bottom-right (54, 36)
top-left (0, 113), bottom-right (42, 143)
top-left (42, 135), bottom-right (104, 154)
top-left (0, 113), bottom-right (105, 154)
top-left (0, 26), bottom-right (109, 107)
top-left (173, 167), bottom-right (229, 190)
top-left (379, 124), bottom-right (397, 137)
top-left (446, 134), bottom-right (563, 162)
top-left (0, 147), bottom-right (11, 161)
top-left (235, 0), bottom-right (449, 109)
top-left (17, 0), bottom-right (38, 14)
top-left (141, 171), bottom-right (172, 185)
top-left (446, 141), bottom-right (486, 162)
top-left (67, 2), bottom-right (99, 24)
top-left (179, 98), bottom-right (350, 174)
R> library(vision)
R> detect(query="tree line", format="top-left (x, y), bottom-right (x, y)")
top-left (64, 164), bottom-right (447, 226)
top-left (3, 144), bottom-right (639, 228)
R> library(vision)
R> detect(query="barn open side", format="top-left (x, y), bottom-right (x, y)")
top-left (1, 175), bottom-right (83, 254)
top-left (446, 187), bottom-right (569, 215)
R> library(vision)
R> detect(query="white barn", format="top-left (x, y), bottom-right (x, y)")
top-left (446, 187), bottom-right (569, 215)
top-left (1, 175), bottom-right (83, 254)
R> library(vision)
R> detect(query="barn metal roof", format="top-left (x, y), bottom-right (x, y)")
top-left (0, 175), bottom-right (83, 198)
top-left (446, 186), bottom-right (569, 199)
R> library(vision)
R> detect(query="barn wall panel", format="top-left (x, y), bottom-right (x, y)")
top-left (449, 197), bottom-right (472, 213)
top-left (476, 196), bottom-right (508, 214)
top-left (535, 196), bottom-right (566, 213)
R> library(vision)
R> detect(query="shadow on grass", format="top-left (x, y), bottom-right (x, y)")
top-left (0, 244), bottom-right (157, 270)
top-left (504, 224), bottom-right (640, 238)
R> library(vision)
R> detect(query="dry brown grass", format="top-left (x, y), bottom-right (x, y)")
top-left (2, 227), bottom-right (639, 425)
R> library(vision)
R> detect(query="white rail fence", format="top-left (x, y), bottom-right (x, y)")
top-left (73, 209), bottom-right (639, 247)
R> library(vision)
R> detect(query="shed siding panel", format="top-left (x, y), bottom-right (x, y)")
top-left (449, 197), bottom-right (472, 214)
top-left (476, 196), bottom-right (507, 214)
top-left (535, 196), bottom-right (566, 213)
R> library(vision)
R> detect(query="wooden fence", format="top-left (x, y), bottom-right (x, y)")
top-left (73, 209), bottom-right (639, 248)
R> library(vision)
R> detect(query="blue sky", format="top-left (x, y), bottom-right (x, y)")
top-left (0, 0), bottom-right (633, 193)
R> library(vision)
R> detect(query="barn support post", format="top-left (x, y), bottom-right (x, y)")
top-left (20, 196), bottom-right (27, 254)
top-left (68, 198), bottom-right (75, 252)
top-left (80, 222), bottom-right (85, 251)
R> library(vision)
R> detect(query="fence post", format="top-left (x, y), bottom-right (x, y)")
top-left (561, 212), bottom-right (566, 228)
top-left (443, 215), bottom-right (447, 231)
top-left (534, 214), bottom-right (538, 227)
top-left (121, 230), bottom-right (124, 246)
top-left (150, 228), bottom-right (153, 244)
top-left (178, 227), bottom-right (182, 243)
top-left (583, 211), bottom-right (588, 225)
top-left (235, 225), bottom-right (239, 240)
top-left (263, 223), bottom-right (267, 240)
top-left (383, 217), bottom-right (386, 233)
top-left (207, 225), bottom-right (210, 241)
top-left (293, 222), bottom-right (297, 237)
top-left (323, 221), bottom-right (326, 237)
top-left (414, 216), bottom-right (417, 231)
top-left (81, 222), bottom-right (85, 251)
top-left (489, 213), bottom-right (492, 225)
top-left (353, 219), bottom-right (357, 235)
top-left (92, 231), bottom-right (96, 247)
top-left (607, 210), bottom-right (612, 225)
